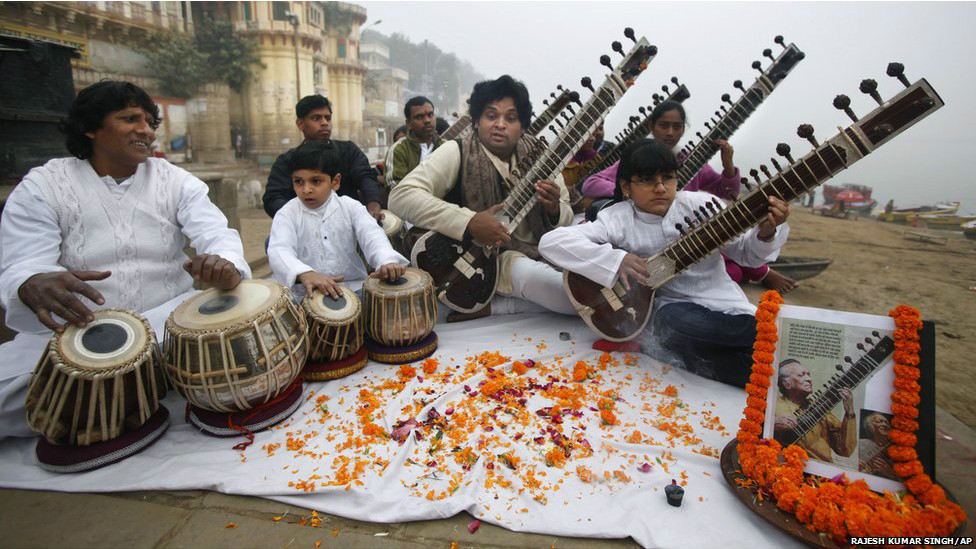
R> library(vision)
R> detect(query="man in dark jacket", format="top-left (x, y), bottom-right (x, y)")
top-left (263, 95), bottom-right (382, 219)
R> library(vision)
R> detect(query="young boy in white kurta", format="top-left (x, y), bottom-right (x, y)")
top-left (268, 142), bottom-right (408, 298)
top-left (539, 139), bottom-right (791, 388)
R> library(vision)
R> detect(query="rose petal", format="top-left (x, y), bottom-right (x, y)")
top-left (468, 519), bottom-right (481, 534)
top-left (638, 463), bottom-right (653, 473)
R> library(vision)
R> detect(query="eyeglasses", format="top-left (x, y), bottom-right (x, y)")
top-left (630, 174), bottom-right (677, 188)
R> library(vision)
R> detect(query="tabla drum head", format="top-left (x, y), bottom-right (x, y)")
top-left (58, 310), bottom-right (150, 371)
top-left (171, 279), bottom-right (279, 331)
top-left (363, 267), bottom-right (431, 298)
top-left (380, 209), bottom-right (404, 236)
top-left (303, 286), bottom-right (360, 325)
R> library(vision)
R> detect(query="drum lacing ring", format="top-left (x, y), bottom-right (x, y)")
top-left (228, 376), bottom-right (305, 451)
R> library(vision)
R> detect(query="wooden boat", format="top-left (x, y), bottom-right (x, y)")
top-left (768, 256), bottom-right (833, 281)
top-left (963, 220), bottom-right (976, 240)
top-left (918, 213), bottom-right (976, 230)
top-left (889, 201), bottom-right (960, 224)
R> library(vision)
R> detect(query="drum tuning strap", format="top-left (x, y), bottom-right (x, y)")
top-left (228, 376), bottom-right (306, 451)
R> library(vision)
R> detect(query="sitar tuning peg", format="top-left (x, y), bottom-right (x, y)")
top-left (763, 48), bottom-right (775, 62)
top-left (749, 168), bottom-right (762, 185)
top-left (887, 62), bottom-right (910, 88)
top-left (770, 157), bottom-right (783, 172)
top-left (694, 209), bottom-right (705, 223)
top-left (751, 60), bottom-right (763, 73)
top-left (733, 80), bottom-right (745, 93)
top-left (652, 93), bottom-right (662, 105)
top-left (542, 99), bottom-right (550, 107)
top-left (671, 76), bottom-right (679, 85)
top-left (569, 92), bottom-right (582, 106)
top-left (740, 177), bottom-right (752, 191)
top-left (683, 216), bottom-right (694, 228)
top-left (630, 115), bottom-right (641, 124)
top-left (661, 84), bottom-right (670, 95)
top-left (864, 336), bottom-right (874, 345)
top-left (845, 356), bottom-right (854, 364)
top-left (872, 330), bottom-right (881, 338)
top-left (554, 118), bottom-right (565, 129)
top-left (549, 125), bottom-right (557, 134)
top-left (760, 164), bottom-right (773, 179)
top-left (797, 124), bottom-right (818, 147)
top-left (856, 341), bottom-right (866, 351)
top-left (675, 223), bottom-right (685, 235)
top-left (624, 27), bottom-right (636, 43)
top-left (581, 76), bottom-right (594, 92)
top-left (706, 200), bottom-right (718, 214)
top-left (776, 143), bottom-right (794, 163)
top-left (612, 41), bottom-right (625, 56)
top-left (721, 93), bottom-right (733, 106)
top-left (452, 112), bottom-right (458, 118)
top-left (696, 131), bottom-right (705, 141)
top-left (565, 104), bottom-right (576, 115)
top-left (835, 364), bottom-right (844, 371)
top-left (556, 84), bottom-right (564, 91)
top-left (704, 122), bottom-right (712, 130)
top-left (833, 94), bottom-right (858, 122)
top-left (638, 106), bottom-right (647, 115)
top-left (600, 54), bottom-right (613, 70)
top-left (774, 35), bottom-right (786, 49)
top-left (550, 92), bottom-right (557, 100)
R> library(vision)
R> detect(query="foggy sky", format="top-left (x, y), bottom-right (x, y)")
top-left (366, 1), bottom-right (975, 213)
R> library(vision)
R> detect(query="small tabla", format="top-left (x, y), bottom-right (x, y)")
top-left (301, 286), bottom-right (367, 380)
top-left (380, 209), bottom-right (407, 256)
top-left (363, 267), bottom-right (438, 363)
top-left (163, 279), bottom-right (307, 416)
top-left (25, 309), bottom-right (169, 472)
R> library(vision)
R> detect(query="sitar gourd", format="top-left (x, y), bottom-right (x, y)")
top-left (565, 63), bottom-right (944, 341)
top-left (774, 333), bottom-right (895, 448)
top-left (412, 28), bottom-right (659, 313)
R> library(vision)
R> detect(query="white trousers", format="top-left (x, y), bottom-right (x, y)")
top-left (494, 257), bottom-right (576, 315)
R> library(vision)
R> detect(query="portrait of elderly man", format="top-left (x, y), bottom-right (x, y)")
top-left (773, 358), bottom-right (857, 463)
top-left (858, 411), bottom-right (897, 479)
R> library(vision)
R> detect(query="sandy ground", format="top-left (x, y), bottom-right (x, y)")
top-left (237, 206), bottom-right (976, 429)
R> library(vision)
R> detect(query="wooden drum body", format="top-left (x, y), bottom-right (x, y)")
top-left (26, 309), bottom-right (166, 447)
top-left (302, 286), bottom-right (364, 363)
top-left (163, 279), bottom-right (307, 413)
top-left (363, 268), bottom-right (438, 363)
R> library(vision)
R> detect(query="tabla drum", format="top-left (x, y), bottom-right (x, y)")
top-left (380, 209), bottom-right (407, 256)
top-left (25, 309), bottom-right (169, 472)
top-left (363, 267), bottom-right (438, 363)
top-left (301, 286), bottom-right (367, 380)
top-left (163, 279), bottom-right (307, 414)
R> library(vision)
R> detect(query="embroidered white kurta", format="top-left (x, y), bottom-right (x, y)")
top-left (538, 191), bottom-right (789, 315)
top-left (388, 139), bottom-right (573, 294)
top-left (267, 194), bottom-right (408, 292)
top-left (0, 157), bottom-right (250, 334)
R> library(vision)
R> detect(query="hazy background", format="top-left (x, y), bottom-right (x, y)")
top-left (367, 1), bottom-right (973, 213)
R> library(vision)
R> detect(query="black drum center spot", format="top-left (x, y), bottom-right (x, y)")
top-left (199, 295), bottom-right (240, 315)
top-left (82, 324), bottom-right (128, 354)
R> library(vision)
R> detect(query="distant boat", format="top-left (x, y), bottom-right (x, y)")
top-left (889, 201), bottom-right (961, 224)
top-left (823, 183), bottom-right (873, 204)
top-left (918, 213), bottom-right (976, 230)
top-left (963, 220), bottom-right (976, 240)
top-left (768, 256), bottom-right (833, 281)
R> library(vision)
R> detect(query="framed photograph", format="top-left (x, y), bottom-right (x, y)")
top-left (761, 304), bottom-right (934, 493)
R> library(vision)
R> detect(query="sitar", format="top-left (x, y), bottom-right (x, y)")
top-left (676, 36), bottom-right (804, 188)
top-left (527, 86), bottom-right (578, 136)
top-left (441, 112), bottom-right (472, 141)
top-left (564, 64), bottom-right (944, 341)
top-left (412, 29), bottom-right (658, 313)
top-left (775, 334), bottom-right (895, 448)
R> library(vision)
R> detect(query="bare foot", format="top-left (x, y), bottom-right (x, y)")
top-left (762, 269), bottom-right (798, 294)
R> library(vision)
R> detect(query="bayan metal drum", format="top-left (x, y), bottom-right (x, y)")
top-left (379, 209), bottom-right (407, 256)
top-left (163, 279), bottom-right (307, 415)
top-left (302, 286), bottom-right (367, 380)
top-left (26, 309), bottom-right (169, 472)
top-left (362, 267), bottom-right (438, 363)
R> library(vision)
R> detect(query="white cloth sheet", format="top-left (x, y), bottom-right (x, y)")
top-left (0, 291), bottom-right (798, 549)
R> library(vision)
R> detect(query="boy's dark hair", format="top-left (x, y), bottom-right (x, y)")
top-left (650, 100), bottom-right (686, 125)
top-left (468, 75), bottom-right (532, 129)
top-left (296, 95), bottom-right (332, 119)
top-left (59, 80), bottom-right (161, 159)
top-left (287, 142), bottom-right (342, 177)
top-left (404, 95), bottom-right (433, 120)
top-left (614, 138), bottom-right (678, 202)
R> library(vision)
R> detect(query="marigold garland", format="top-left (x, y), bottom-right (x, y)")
top-left (734, 292), bottom-right (966, 542)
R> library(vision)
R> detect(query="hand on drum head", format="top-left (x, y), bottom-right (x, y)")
top-left (467, 204), bottom-right (511, 248)
top-left (371, 263), bottom-right (406, 282)
top-left (298, 271), bottom-right (345, 299)
top-left (183, 254), bottom-right (242, 290)
top-left (18, 270), bottom-right (110, 332)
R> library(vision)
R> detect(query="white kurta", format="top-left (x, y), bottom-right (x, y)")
top-left (388, 139), bottom-right (573, 295)
top-left (267, 194), bottom-right (408, 293)
top-left (0, 157), bottom-right (250, 334)
top-left (538, 191), bottom-right (789, 315)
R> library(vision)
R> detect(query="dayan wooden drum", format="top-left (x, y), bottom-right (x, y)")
top-left (379, 209), bottom-right (407, 256)
top-left (362, 267), bottom-right (438, 363)
top-left (26, 309), bottom-right (166, 447)
top-left (301, 286), bottom-right (368, 381)
top-left (163, 279), bottom-right (307, 413)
